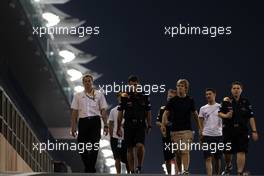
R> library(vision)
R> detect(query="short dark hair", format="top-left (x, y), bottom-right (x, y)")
top-left (231, 81), bottom-right (243, 89)
top-left (82, 74), bottom-right (93, 82)
top-left (205, 88), bottom-right (216, 94)
top-left (128, 75), bottom-right (139, 82)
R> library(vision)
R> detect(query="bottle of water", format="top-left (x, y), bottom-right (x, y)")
top-left (117, 139), bottom-right (122, 148)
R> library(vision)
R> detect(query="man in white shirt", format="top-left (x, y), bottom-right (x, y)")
top-left (70, 74), bottom-right (108, 173)
top-left (199, 88), bottom-right (222, 176)
top-left (108, 93), bottom-right (129, 174)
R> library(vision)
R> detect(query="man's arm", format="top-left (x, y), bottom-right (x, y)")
top-left (198, 116), bottom-right (204, 141)
top-left (199, 117), bottom-right (204, 132)
top-left (145, 110), bottom-right (152, 134)
top-left (71, 109), bottom-right (78, 137)
top-left (156, 113), bottom-right (162, 128)
top-left (218, 112), bottom-right (233, 119)
top-left (161, 110), bottom-right (170, 126)
top-left (193, 110), bottom-right (203, 141)
top-left (117, 110), bottom-right (123, 129)
top-left (198, 108), bottom-right (204, 131)
top-left (250, 117), bottom-right (258, 141)
top-left (156, 107), bottom-right (165, 127)
top-left (99, 92), bottom-right (108, 128)
top-left (116, 93), bottom-right (127, 137)
top-left (117, 110), bottom-right (123, 137)
top-left (101, 108), bottom-right (108, 135)
top-left (146, 110), bottom-right (152, 127)
top-left (250, 117), bottom-right (257, 132)
top-left (161, 110), bottom-right (170, 137)
top-left (246, 99), bottom-right (258, 141)
top-left (218, 97), bottom-right (233, 119)
top-left (144, 95), bottom-right (152, 129)
top-left (156, 121), bottom-right (161, 127)
top-left (192, 111), bottom-right (201, 131)
top-left (101, 109), bottom-right (108, 126)
top-left (108, 109), bottom-right (114, 137)
top-left (108, 120), bottom-right (114, 137)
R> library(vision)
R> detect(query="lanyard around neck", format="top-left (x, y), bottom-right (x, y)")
top-left (85, 89), bottom-right (95, 101)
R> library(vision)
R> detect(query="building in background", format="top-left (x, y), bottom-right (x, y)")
top-left (0, 0), bottom-right (116, 173)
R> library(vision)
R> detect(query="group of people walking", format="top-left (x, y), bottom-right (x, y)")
top-left (70, 74), bottom-right (258, 176)
top-left (159, 79), bottom-right (258, 176)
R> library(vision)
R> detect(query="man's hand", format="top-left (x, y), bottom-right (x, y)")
top-left (101, 109), bottom-right (109, 136)
top-left (71, 109), bottom-right (78, 138)
top-left (159, 124), bottom-right (164, 134)
top-left (103, 126), bottom-right (109, 136)
top-left (109, 128), bottom-right (113, 137)
top-left (117, 127), bottom-right (122, 137)
top-left (226, 111), bottom-right (233, 118)
top-left (146, 125), bottom-right (152, 134)
top-left (70, 127), bottom-right (77, 138)
top-left (252, 132), bottom-right (259, 141)
top-left (156, 121), bottom-right (161, 128)
top-left (160, 124), bottom-right (166, 137)
top-left (219, 111), bottom-right (233, 119)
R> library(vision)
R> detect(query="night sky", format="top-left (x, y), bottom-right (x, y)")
top-left (56, 1), bottom-right (263, 174)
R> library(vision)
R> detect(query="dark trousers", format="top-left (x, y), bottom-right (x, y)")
top-left (77, 117), bottom-right (101, 173)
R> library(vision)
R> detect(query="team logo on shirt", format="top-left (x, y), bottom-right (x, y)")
top-left (127, 101), bottom-right (133, 107)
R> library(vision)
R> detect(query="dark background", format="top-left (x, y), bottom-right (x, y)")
top-left (55, 1), bottom-right (264, 174)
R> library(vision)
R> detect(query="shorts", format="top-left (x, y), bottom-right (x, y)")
top-left (124, 125), bottom-right (145, 148)
top-left (223, 127), bottom-right (249, 154)
top-left (171, 130), bottom-right (193, 154)
top-left (162, 136), bottom-right (175, 161)
top-left (110, 137), bottom-right (127, 163)
top-left (202, 136), bottom-right (223, 159)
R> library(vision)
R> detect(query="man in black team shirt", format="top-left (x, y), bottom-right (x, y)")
top-left (219, 81), bottom-right (258, 176)
top-left (162, 79), bottom-right (201, 175)
top-left (156, 89), bottom-right (178, 175)
top-left (117, 75), bottom-right (152, 174)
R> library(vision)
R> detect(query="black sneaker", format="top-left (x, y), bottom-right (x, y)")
top-left (182, 170), bottom-right (189, 175)
top-left (221, 164), bottom-right (233, 175)
top-left (135, 166), bottom-right (142, 174)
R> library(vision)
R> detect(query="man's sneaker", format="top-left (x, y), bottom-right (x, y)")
top-left (129, 170), bottom-right (135, 174)
top-left (243, 171), bottom-right (250, 176)
top-left (221, 164), bottom-right (233, 175)
top-left (135, 166), bottom-right (142, 174)
top-left (182, 170), bottom-right (189, 175)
